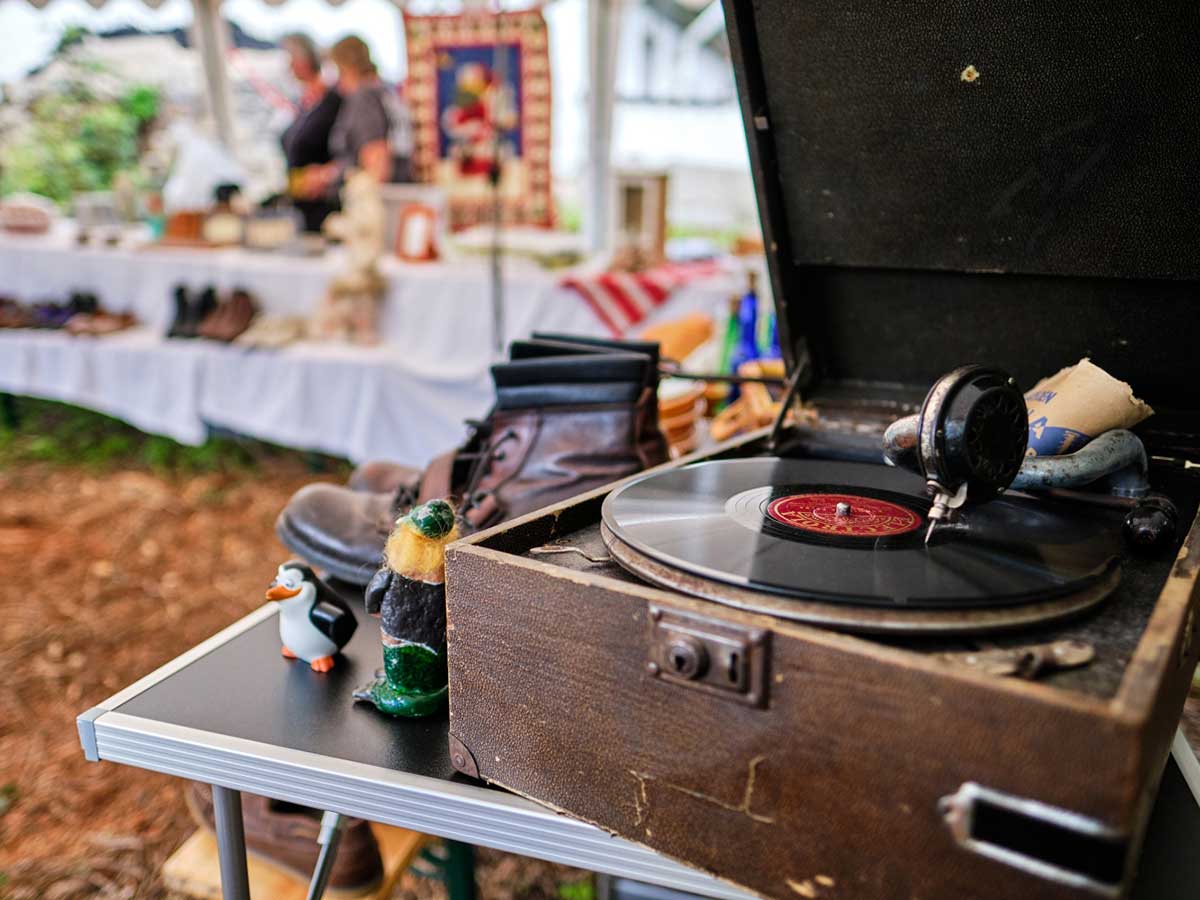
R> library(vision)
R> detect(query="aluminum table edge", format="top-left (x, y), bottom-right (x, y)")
top-left (85, 711), bottom-right (757, 899)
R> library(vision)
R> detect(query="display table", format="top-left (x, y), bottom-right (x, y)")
top-left (0, 229), bottom-right (740, 464)
top-left (0, 226), bottom-right (735, 345)
top-left (77, 601), bottom-right (1200, 900)
top-left (0, 327), bottom-right (498, 463)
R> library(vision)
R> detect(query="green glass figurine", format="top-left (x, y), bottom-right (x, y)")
top-left (354, 499), bottom-right (458, 717)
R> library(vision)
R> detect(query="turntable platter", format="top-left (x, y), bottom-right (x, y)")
top-left (600, 459), bottom-right (1123, 630)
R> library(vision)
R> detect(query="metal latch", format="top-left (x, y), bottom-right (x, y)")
top-left (646, 606), bottom-right (768, 707)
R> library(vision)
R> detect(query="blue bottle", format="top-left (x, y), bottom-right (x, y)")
top-left (726, 271), bottom-right (760, 403)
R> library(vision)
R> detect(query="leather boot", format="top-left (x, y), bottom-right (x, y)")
top-left (276, 344), bottom-right (667, 585)
top-left (344, 335), bottom-right (668, 492)
top-left (347, 460), bottom-right (422, 495)
top-left (517, 333), bottom-right (669, 468)
top-left (200, 288), bottom-right (258, 341)
top-left (184, 783), bottom-right (383, 891)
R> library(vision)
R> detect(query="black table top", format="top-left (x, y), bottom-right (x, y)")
top-left (115, 602), bottom-right (456, 780)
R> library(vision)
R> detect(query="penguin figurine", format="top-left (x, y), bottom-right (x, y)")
top-left (266, 561), bottom-right (358, 673)
top-left (354, 499), bottom-right (458, 717)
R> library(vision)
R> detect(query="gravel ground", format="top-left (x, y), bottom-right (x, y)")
top-left (0, 461), bottom-right (587, 900)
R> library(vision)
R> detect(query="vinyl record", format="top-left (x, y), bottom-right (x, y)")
top-left (601, 458), bottom-right (1123, 610)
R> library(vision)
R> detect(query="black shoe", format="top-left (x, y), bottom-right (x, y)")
top-left (167, 285), bottom-right (190, 338)
top-left (69, 291), bottom-right (99, 316)
top-left (191, 286), bottom-right (218, 335)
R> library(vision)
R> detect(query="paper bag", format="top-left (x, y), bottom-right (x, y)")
top-left (1025, 359), bottom-right (1153, 456)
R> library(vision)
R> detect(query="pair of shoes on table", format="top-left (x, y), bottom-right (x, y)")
top-left (235, 314), bottom-right (308, 349)
top-left (184, 782), bottom-right (383, 892)
top-left (169, 284), bottom-right (258, 341)
top-left (64, 310), bottom-right (138, 336)
top-left (277, 334), bottom-right (669, 585)
top-left (24, 292), bottom-right (100, 330)
top-left (31, 302), bottom-right (75, 329)
top-left (168, 285), bottom-right (217, 338)
top-left (0, 297), bottom-right (34, 328)
top-left (198, 288), bottom-right (258, 341)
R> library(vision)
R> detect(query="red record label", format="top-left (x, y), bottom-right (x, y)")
top-left (766, 492), bottom-right (923, 537)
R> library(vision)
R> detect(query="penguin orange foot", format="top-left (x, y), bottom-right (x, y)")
top-left (281, 646), bottom-right (297, 659)
top-left (310, 656), bottom-right (335, 673)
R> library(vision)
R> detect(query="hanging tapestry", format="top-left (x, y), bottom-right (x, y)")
top-left (404, 10), bottom-right (554, 230)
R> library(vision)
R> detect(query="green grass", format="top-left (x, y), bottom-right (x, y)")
top-left (665, 223), bottom-right (745, 250)
top-left (558, 879), bottom-right (595, 900)
top-left (0, 396), bottom-right (350, 476)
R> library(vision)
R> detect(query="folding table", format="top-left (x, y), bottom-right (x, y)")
top-left (77, 601), bottom-right (1200, 900)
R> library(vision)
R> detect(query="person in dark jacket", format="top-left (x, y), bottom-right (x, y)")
top-left (297, 35), bottom-right (414, 200)
top-left (279, 33), bottom-right (341, 231)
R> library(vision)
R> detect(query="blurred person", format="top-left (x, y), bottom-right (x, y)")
top-left (280, 33), bottom-right (342, 231)
top-left (298, 36), bottom-right (413, 201)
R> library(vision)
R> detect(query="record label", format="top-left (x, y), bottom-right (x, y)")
top-left (765, 492), bottom-right (923, 538)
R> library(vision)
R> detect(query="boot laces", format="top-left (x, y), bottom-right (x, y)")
top-left (388, 417), bottom-right (494, 518)
top-left (459, 427), bottom-right (519, 515)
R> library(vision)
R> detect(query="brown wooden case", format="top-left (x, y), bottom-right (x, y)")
top-left (446, 436), bottom-right (1199, 900)
top-left (445, 3), bottom-right (1200, 898)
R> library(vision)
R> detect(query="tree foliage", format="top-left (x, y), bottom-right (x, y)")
top-left (0, 35), bottom-right (160, 206)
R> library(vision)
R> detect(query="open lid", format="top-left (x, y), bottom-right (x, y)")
top-left (723, 1), bottom-right (1200, 436)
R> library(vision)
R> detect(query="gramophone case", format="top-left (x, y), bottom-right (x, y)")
top-left (443, 3), bottom-right (1200, 898)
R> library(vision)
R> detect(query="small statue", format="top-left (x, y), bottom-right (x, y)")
top-left (266, 561), bottom-right (358, 672)
top-left (354, 500), bottom-right (458, 717)
top-left (313, 169), bottom-right (387, 344)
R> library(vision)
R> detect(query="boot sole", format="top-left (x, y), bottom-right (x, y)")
top-left (275, 512), bottom-right (381, 587)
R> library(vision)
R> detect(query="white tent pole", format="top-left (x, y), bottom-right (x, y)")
top-left (191, 0), bottom-right (235, 149)
top-left (674, 0), bottom-right (720, 100)
top-left (583, 0), bottom-right (622, 255)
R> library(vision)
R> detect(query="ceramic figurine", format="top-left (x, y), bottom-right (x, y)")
top-left (354, 500), bottom-right (458, 717)
top-left (266, 561), bottom-right (358, 672)
top-left (313, 169), bottom-right (387, 344)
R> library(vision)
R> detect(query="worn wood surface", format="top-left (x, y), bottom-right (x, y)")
top-left (445, 463), bottom-right (1200, 900)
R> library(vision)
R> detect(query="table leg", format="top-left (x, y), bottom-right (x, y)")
top-left (211, 785), bottom-right (251, 900)
top-left (444, 840), bottom-right (477, 900)
top-left (305, 811), bottom-right (346, 900)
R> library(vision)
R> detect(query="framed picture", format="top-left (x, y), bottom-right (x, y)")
top-left (395, 204), bottom-right (439, 262)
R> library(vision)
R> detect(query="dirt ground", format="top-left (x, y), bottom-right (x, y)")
top-left (0, 460), bottom-right (586, 899)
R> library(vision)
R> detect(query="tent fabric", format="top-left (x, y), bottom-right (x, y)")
top-left (16, 0), bottom-right (365, 6)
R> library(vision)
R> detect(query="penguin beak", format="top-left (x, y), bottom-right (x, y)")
top-left (266, 583), bottom-right (301, 600)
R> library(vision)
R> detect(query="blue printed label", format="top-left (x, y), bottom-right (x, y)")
top-left (1027, 415), bottom-right (1091, 456)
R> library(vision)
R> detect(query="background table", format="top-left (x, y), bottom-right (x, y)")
top-left (0, 227), bottom-right (739, 464)
top-left (77, 601), bottom-right (1200, 900)
top-left (0, 225), bottom-right (739, 346)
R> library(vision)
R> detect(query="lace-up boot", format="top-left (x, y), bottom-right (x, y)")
top-left (275, 344), bottom-right (666, 585)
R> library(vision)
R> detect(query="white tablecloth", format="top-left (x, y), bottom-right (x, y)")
top-left (0, 230), bottom-right (736, 464)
